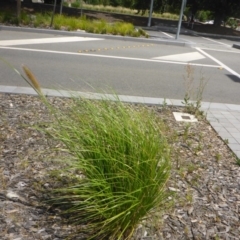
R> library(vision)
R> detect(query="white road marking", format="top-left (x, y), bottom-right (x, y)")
top-left (202, 37), bottom-right (231, 47)
top-left (196, 47), bottom-right (240, 79)
top-left (153, 51), bottom-right (205, 62)
top-left (0, 46), bottom-right (221, 68)
top-left (200, 47), bottom-right (240, 54)
top-left (0, 37), bottom-right (103, 46)
top-left (161, 31), bottom-right (174, 38)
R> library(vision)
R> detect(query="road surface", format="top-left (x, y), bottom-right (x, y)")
top-left (0, 29), bottom-right (240, 104)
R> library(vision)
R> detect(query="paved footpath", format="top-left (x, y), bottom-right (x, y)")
top-left (1, 85), bottom-right (240, 159)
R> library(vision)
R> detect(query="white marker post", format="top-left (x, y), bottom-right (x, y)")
top-left (176, 0), bottom-right (186, 40)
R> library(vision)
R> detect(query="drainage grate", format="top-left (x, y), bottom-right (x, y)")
top-left (173, 112), bottom-right (198, 122)
top-left (181, 115), bottom-right (191, 120)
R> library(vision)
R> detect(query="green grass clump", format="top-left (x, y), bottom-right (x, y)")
top-left (236, 157), bottom-right (240, 166)
top-left (52, 14), bottom-right (145, 37)
top-left (0, 10), bottom-right (19, 25)
top-left (43, 97), bottom-right (171, 239)
top-left (11, 60), bottom-right (171, 240)
top-left (110, 21), bottom-right (134, 36)
top-left (159, 12), bottom-right (179, 20)
top-left (34, 12), bottom-right (51, 28)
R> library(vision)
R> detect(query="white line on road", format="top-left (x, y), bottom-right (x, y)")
top-left (0, 46), bottom-right (221, 68)
top-left (200, 47), bottom-right (240, 54)
top-left (202, 37), bottom-right (231, 47)
top-left (196, 47), bottom-right (240, 79)
top-left (0, 37), bottom-right (103, 46)
top-left (153, 52), bottom-right (205, 62)
top-left (160, 32), bottom-right (174, 38)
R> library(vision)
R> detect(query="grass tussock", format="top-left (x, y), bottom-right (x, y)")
top-left (46, 98), bottom-right (171, 239)
top-left (20, 66), bottom-right (171, 239)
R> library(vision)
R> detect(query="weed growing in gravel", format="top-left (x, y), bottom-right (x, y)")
top-left (183, 123), bottom-right (191, 142)
top-left (20, 66), bottom-right (171, 240)
top-left (215, 153), bottom-right (222, 162)
top-left (224, 139), bottom-right (229, 144)
top-left (236, 157), bottom-right (240, 166)
top-left (182, 64), bottom-right (207, 117)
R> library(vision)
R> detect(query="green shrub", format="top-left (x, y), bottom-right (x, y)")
top-left (227, 18), bottom-right (238, 29)
top-left (198, 11), bottom-right (207, 22)
top-left (138, 27), bottom-right (148, 37)
top-left (34, 12), bottom-right (51, 27)
top-left (196, 10), bottom-right (212, 22)
top-left (1, 11), bottom-right (13, 23)
top-left (85, 22), bottom-right (95, 32)
top-left (93, 19), bottom-right (108, 33)
top-left (0, 11), bottom-right (19, 25)
top-left (0, 9), bottom-right (147, 37)
top-left (71, 1), bottom-right (81, 8)
top-left (21, 12), bottom-right (31, 25)
top-left (130, 31), bottom-right (140, 37)
top-left (111, 22), bottom-right (134, 36)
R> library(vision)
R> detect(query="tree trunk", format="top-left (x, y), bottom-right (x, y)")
top-left (17, 0), bottom-right (21, 21)
top-left (214, 14), bottom-right (223, 26)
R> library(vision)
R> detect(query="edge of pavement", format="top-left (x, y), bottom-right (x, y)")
top-left (1, 85), bottom-right (240, 159)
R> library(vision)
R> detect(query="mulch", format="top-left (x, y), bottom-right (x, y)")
top-left (1, 93), bottom-right (240, 240)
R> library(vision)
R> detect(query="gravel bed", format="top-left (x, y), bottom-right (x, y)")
top-left (0, 93), bottom-right (239, 240)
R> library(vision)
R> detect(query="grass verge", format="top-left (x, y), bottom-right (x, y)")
top-left (0, 10), bottom-right (148, 37)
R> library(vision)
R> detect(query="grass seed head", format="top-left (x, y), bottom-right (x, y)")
top-left (22, 65), bottom-right (42, 94)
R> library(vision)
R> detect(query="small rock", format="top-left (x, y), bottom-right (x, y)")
top-left (168, 187), bottom-right (180, 192)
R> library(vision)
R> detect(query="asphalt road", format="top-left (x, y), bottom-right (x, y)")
top-left (0, 29), bottom-right (240, 104)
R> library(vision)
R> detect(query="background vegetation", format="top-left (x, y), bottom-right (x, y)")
top-left (0, 10), bottom-right (148, 37)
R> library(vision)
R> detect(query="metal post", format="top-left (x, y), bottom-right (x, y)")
top-left (60, 0), bottom-right (63, 15)
top-left (80, 0), bottom-right (83, 17)
top-left (175, 0), bottom-right (186, 40)
top-left (17, 0), bottom-right (21, 21)
top-left (147, 0), bottom-right (154, 27)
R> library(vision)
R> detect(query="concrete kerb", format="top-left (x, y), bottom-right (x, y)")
top-left (1, 85), bottom-right (240, 159)
top-left (1, 85), bottom-right (240, 111)
top-left (233, 44), bottom-right (240, 50)
top-left (152, 25), bottom-right (240, 41)
top-left (0, 25), bottom-right (195, 47)
top-left (191, 31), bottom-right (240, 41)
